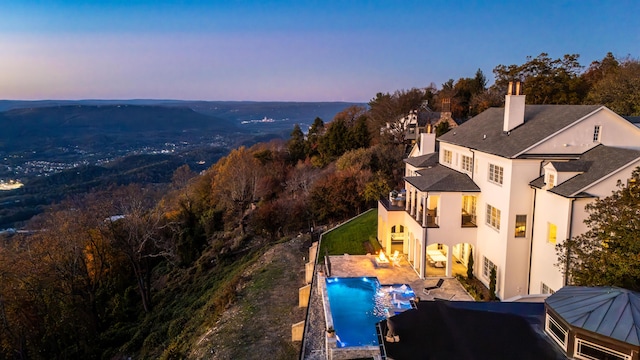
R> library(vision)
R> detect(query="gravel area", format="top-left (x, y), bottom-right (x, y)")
top-left (300, 267), bottom-right (326, 360)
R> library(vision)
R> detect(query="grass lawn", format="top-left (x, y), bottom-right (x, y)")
top-left (317, 209), bottom-right (381, 263)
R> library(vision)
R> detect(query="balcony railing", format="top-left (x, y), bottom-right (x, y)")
top-left (426, 215), bottom-right (439, 228)
top-left (461, 213), bottom-right (477, 227)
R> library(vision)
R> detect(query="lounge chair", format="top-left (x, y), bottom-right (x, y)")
top-left (390, 250), bottom-right (402, 266)
top-left (423, 278), bottom-right (444, 295)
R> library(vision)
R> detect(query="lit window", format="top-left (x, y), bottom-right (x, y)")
top-left (488, 164), bottom-right (504, 185)
top-left (443, 149), bottom-right (452, 164)
top-left (515, 215), bottom-right (526, 237)
top-left (548, 223), bottom-right (557, 244)
top-left (486, 204), bottom-right (501, 230)
top-left (461, 155), bottom-right (473, 173)
top-left (593, 125), bottom-right (601, 142)
top-left (548, 173), bottom-right (555, 189)
top-left (545, 314), bottom-right (568, 350)
top-left (482, 256), bottom-right (496, 279)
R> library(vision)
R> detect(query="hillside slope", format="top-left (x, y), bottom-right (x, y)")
top-left (189, 236), bottom-right (308, 359)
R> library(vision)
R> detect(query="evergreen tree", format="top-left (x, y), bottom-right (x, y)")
top-left (489, 267), bottom-right (497, 300)
top-left (467, 248), bottom-right (474, 280)
top-left (287, 123), bottom-right (306, 163)
top-left (349, 115), bottom-right (371, 149)
top-left (306, 117), bottom-right (324, 158)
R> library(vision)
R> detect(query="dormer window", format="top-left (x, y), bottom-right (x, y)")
top-left (547, 173), bottom-right (555, 189)
top-left (593, 125), bottom-right (601, 142)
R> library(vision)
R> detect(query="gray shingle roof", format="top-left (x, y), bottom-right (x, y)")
top-left (546, 286), bottom-right (640, 346)
top-left (624, 116), bottom-right (640, 126)
top-left (404, 152), bottom-right (439, 168)
top-left (551, 161), bottom-right (592, 172)
top-left (405, 164), bottom-right (480, 192)
top-left (438, 105), bottom-right (602, 158)
top-left (530, 145), bottom-right (640, 197)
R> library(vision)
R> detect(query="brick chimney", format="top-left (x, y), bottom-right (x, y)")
top-left (503, 81), bottom-right (525, 132)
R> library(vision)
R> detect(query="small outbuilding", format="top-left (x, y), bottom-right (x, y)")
top-left (545, 286), bottom-right (640, 360)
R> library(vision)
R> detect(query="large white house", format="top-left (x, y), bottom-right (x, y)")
top-left (378, 82), bottom-right (640, 300)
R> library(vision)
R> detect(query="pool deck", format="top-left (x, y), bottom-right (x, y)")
top-left (328, 254), bottom-right (473, 302)
top-left (301, 254), bottom-right (473, 360)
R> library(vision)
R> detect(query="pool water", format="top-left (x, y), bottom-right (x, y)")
top-left (325, 277), bottom-right (415, 348)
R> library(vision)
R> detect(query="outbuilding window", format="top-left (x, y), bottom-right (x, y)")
top-left (545, 314), bottom-right (568, 350)
top-left (574, 338), bottom-right (630, 360)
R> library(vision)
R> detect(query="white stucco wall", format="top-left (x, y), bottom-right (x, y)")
top-left (377, 201), bottom-right (405, 252)
top-left (529, 189), bottom-right (572, 294)
top-left (529, 160), bottom-right (640, 294)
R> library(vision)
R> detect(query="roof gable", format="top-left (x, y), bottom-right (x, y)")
top-left (533, 145), bottom-right (640, 197)
top-left (438, 105), bottom-right (601, 158)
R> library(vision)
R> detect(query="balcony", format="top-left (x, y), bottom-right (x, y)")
top-left (417, 208), bottom-right (438, 228)
top-left (461, 211), bottom-right (477, 227)
top-left (390, 233), bottom-right (405, 242)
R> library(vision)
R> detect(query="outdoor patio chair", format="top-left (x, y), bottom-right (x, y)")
top-left (390, 250), bottom-right (402, 266)
top-left (423, 278), bottom-right (444, 295)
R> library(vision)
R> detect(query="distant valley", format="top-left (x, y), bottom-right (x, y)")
top-left (0, 100), bottom-right (361, 229)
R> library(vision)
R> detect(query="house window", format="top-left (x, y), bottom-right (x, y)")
top-left (486, 204), bottom-right (501, 230)
top-left (548, 173), bottom-right (555, 188)
top-left (461, 155), bottom-right (473, 173)
top-left (548, 223), bottom-right (557, 244)
top-left (545, 314), bottom-right (568, 350)
top-left (462, 195), bottom-right (477, 226)
top-left (488, 164), bottom-right (503, 185)
top-left (443, 149), bottom-right (452, 164)
top-left (575, 338), bottom-right (631, 360)
top-left (541, 282), bottom-right (555, 294)
top-left (482, 256), bottom-right (496, 279)
top-left (515, 215), bottom-right (526, 237)
top-left (593, 125), bottom-right (601, 142)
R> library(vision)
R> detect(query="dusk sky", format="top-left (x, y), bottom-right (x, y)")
top-left (2, 1), bottom-right (639, 102)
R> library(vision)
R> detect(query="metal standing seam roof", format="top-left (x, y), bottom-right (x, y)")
top-left (438, 105), bottom-right (602, 158)
top-left (404, 164), bottom-right (480, 192)
top-left (546, 286), bottom-right (640, 346)
top-left (529, 145), bottom-right (640, 197)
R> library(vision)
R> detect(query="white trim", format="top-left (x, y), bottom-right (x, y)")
top-left (545, 314), bottom-right (567, 350)
top-left (574, 337), bottom-right (631, 360)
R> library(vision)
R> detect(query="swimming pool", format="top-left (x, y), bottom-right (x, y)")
top-left (325, 277), bottom-right (415, 348)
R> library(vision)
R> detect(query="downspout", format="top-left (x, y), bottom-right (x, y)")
top-left (422, 191), bottom-right (428, 278)
top-left (527, 187), bottom-right (537, 294)
top-left (527, 160), bottom-right (543, 294)
top-left (470, 149), bottom-right (475, 180)
top-left (565, 198), bottom-right (576, 287)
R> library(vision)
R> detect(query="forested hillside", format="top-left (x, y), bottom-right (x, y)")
top-left (0, 52), bottom-right (639, 359)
